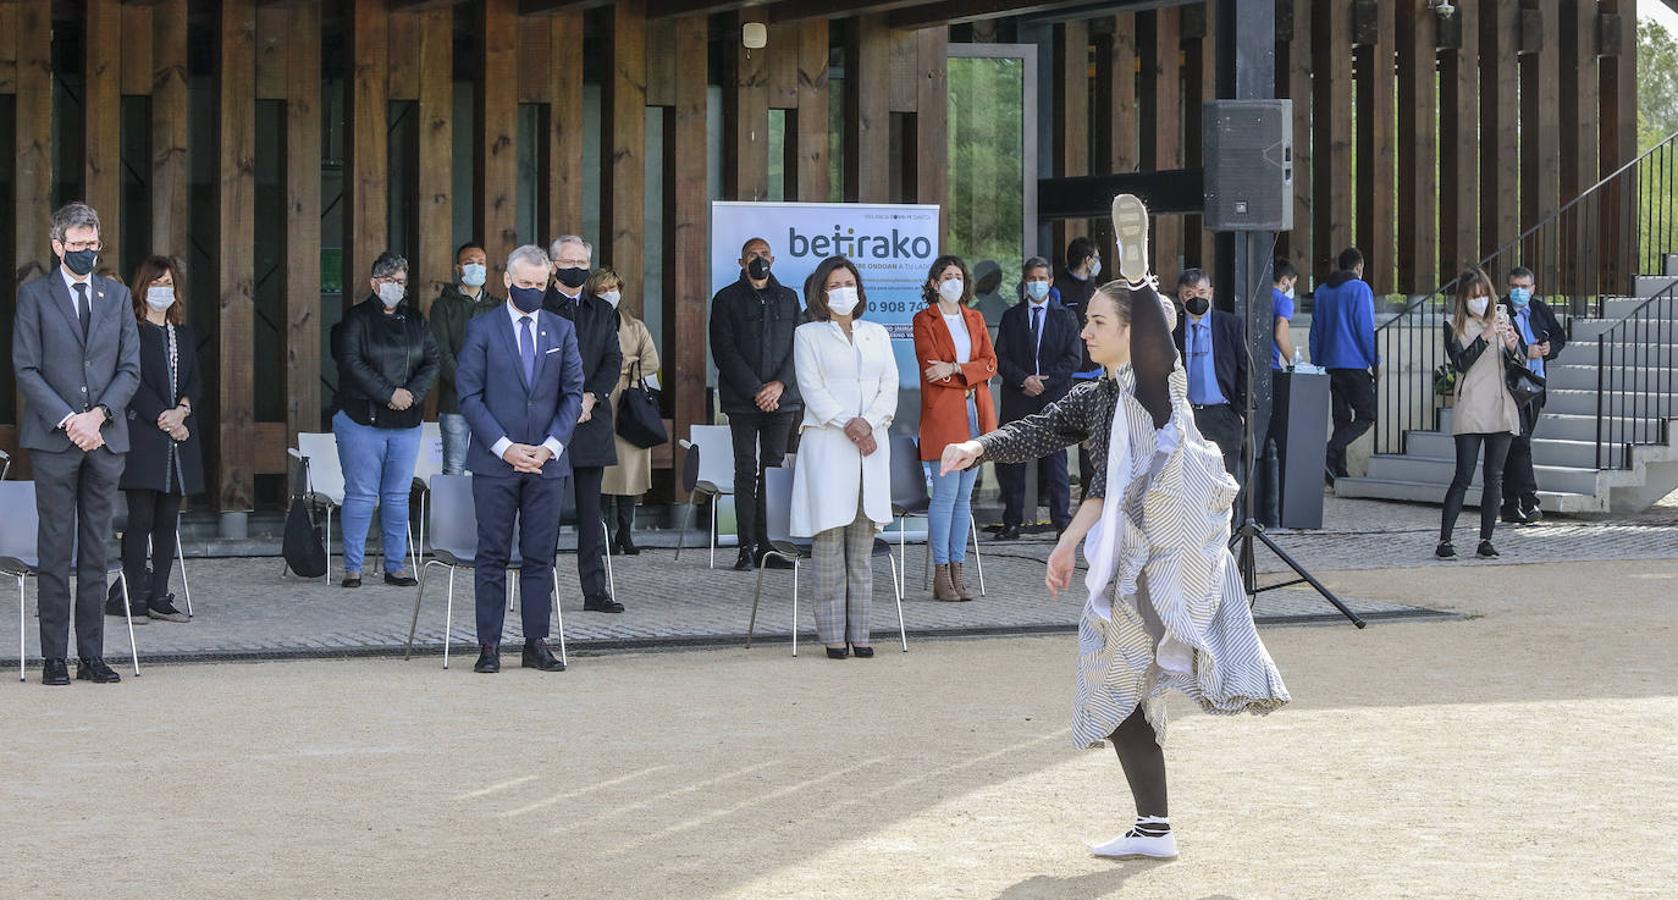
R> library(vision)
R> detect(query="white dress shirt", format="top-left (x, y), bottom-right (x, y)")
top-left (488, 301), bottom-right (565, 462)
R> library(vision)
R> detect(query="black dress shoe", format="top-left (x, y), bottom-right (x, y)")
top-left (473, 644), bottom-right (500, 674)
top-left (41, 658), bottom-right (70, 686)
top-left (994, 526), bottom-right (1021, 542)
top-left (825, 647), bottom-right (849, 660)
top-left (733, 548), bottom-right (755, 571)
top-left (522, 639), bottom-right (567, 672)
top-left (584, 595), bottom-right (625, 614)
top-left (341, 574), bottom-right (362, 588)
top-left (850, 645), bottom-right (875, 659)
top-left (76, 657), bottom-right (121, 684)
top-left (1500, 506), bottom-right (1530, 526)
top-left (384, 572), bottom-right (419, 587)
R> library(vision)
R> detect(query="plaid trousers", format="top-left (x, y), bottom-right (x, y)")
top-left (809, 497), bottom-right (874, 646)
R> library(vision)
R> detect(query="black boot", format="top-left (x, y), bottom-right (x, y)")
top-left (614, 497), bottom-right (640, 555)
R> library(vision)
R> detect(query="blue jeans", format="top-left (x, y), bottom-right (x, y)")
top-left (332, 410), bottom-right (421, 575)
top-left (925, 398), bottom-right (980, 565)
top-left (439, 412), bottom-right (471, 476)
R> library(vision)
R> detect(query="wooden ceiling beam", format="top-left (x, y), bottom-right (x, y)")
top-left (520, 0), bottom-right (616, 15)
top-left (889, 0), bottom-right (1183, 30)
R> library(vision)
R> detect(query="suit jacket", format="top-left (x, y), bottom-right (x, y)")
top-left (456, 307), bottom-right (586, 479)
top-left (911, 305), bottom-right (999, 461)
top-left (12, 271), bottom-right (142, 453)
top-left (1173, 308), bottom-right (1248, 418)
top-left (544, 286), bottom-right (622, 468)
top-left (1500, 294), bottom-right (1567, 362)
top-left (994, 299), bottom-right (1083, 423)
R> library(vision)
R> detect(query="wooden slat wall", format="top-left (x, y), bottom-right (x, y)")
top-left (665, 13), bottom-right (708, 497)
top-left (1051, 20), bottom-right (1089, 262)
top-left (152, 0), bottom-right (189, 264)
top-left (546, 12), bottom-right (586, 241)
top-left (347, 0), bottom-right (389, 300)
top-left (1355, 0), bottom-right (1396, 294)
top-left (795, 19), bottom-right (831, 203)
top-left (84, 0), bottom-right (122, 276)
top-left (766, 22), bottom-right (799, 111)
top-left (1090, 14), bottom-right (1138, 269)
top-left (727, 7), bottom-right (771, 202)
top-left (603, 0), bottom-right (648, 315)
top-left (846, 15), bottom-right (892, 204)
top-left (1281, 0), bottom-right (1314, 284)
top-left (120, 4), bottom-right (152, 98)
top-left (1520, 0), bottom-right (1562, 238)
top-left (916, 26), bottom-right (949, 247)
top-left (1312, 0), bottom-right (1353, 282)
top-left (218, 0), bottom-right (258, 511)
top-left (477, 0), bottom-right (518, 280)
top-left (387, 13), bottom-right (420, 102)
top-left (1599, 0), bottom-right (1637, 293)
top-left (286, 1), bottom-right (323, 450)
top-left (416, 9), bottom-right (453, 312)
top-left (1396, 0), bottom-right (1439, 294)
top-left (1559, 0), bottom-right (1600, 205)
top-left (0, 4), bottom-right (14, 97)
top-left (1479, 0), bottom-right (1520, 259)
top-left (1186, 4), bottom-right (1215, 270)
top-left (1439, 0), bottom-right (1480, 283)
top-left (1140, 8), bottom-right (1182, 278)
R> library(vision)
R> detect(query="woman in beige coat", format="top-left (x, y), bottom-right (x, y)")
top-left (1438, 266), bottom-right (1523, 560)
top-left (591, 267), bottom-right (662, 556)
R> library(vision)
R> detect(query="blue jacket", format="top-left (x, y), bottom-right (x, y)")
top-left (1308, 271), bottom-right (1380, 370)
top-left (456, 306), bottom-right (585, 479)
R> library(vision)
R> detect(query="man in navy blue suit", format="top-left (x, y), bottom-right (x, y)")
top-left (993, 256), bottom-right (1083, 539)
top-left (455, 245), bottom-right (585, 674)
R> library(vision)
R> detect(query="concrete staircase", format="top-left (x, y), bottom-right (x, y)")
top-left (1335, 275), bottom-right (1678, 514)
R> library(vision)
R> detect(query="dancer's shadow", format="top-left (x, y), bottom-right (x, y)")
top-left (994, 859), bottom-right (1176, 899)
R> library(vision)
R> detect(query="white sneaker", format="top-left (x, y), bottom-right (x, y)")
top-left (1110, 193), bottom-right (1152, 285)
top-left (1091, 824), bottom-right (1178, 859)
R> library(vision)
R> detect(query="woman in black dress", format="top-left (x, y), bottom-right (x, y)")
top-left (118, 256), bottom-right (203, 623)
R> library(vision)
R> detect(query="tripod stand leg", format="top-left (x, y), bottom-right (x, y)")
top-left (1249, 526), bottom-right (1367, 628)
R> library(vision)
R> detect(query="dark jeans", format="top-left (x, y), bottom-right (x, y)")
top-left (1441, 432), bottom-right (1515, 543)
top-left (32, 445), bottom-right (125, 660)
top-left (1503, 394), bottom-right (1546, 509)
top-left (121, 489), bottom-right (183, 607)
top-left (570, 465), bottom-right (609, 599)
top-left (1326, 368), bottom-right (1377, 476)
top-left (471, 472), bottom-right (563, 646)
top-left (727, 410), bottom-right (797, 552)
top-left (997, 448), bottom-right (1071, 529)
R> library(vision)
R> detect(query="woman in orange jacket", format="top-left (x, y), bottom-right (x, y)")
top-left (912, 255), bottom-right (998, 601)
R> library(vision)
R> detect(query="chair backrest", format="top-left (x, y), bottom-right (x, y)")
top-left (680, 442), bottom-right (701, 494)
top-left (427, 473), bottom-right (520, 565)
top-left (763, 465), bottom-right (796, 547)
top-left (0, 481), bottom-right (41, 568)
top-left (689, 424), bottom-right (736, 494)
top-left (296, 432), bottom-right (347, 505)
top-left (888, 432), bottom-right (930, 514)
top-left (413, 421), bottom-right (445, 485)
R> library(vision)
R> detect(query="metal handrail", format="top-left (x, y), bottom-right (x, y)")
top-left (1595, 282), bottom-right (1678, 469)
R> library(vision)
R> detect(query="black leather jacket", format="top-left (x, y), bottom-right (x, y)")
top-left (335, 296), bottom-right (441, 429)
top-left (708, 272), bottom-right (803, 414)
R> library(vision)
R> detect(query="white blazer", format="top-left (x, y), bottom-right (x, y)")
top-left (789, 319), bottom-right (900, 538)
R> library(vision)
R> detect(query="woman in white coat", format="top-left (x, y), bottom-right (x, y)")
top-left (790, 256), bottom-right (900, 660)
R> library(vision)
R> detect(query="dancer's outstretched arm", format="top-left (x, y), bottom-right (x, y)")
top-left (1125, 279), bottom-right (1175, 430)
top-left (1046, 496), bottom-right (1104, 597)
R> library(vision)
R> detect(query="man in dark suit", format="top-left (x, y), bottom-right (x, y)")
top-left (11, 202), bottom-right (141, 685)
top-left (1500, 265), bottom-right (1566, 524)
top-left (456, 244), bottom-right (585, 674)
top-left (1171, 268), bottom-right (1248, 481)
top-left (543, 235), bottom-right (624, 613)
top-left (993, 256), bottom-right (1083, 540)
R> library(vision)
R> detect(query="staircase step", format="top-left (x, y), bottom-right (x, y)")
top-left (1598, 295), bottom-right (1678, 319)
top-left (1331, 478), bottom-right (1600, 512)
top-left (1543, 389), bottom-right (1678, 417)
top-left (1365, 454), bottom-right (1606, 495)
top-left (1404, 430), bottom-right (1628, 469)
top-left (1553, 343), bottom-right (1678, 366)
top-left (1545, 364), bottom-right (1675, 391)
top-left (1569, 317), bottom-right (1678, 340)
top-left (1524, 413), bottom-right (1670, 444)
top-left (1635, 275), bottom-right (1678, 298)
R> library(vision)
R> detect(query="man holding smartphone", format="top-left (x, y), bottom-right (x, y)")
top-left (1500, 267), bottom-right (1565, 524)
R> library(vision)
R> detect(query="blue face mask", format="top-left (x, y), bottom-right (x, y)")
top-left (1509, 287), bottom-right (1532, 308)
top-left (509, 284), bottom-right (545, 314)
top-left (1025, 281), bottom-right (1050, 302)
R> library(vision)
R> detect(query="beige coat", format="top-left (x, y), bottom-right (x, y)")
top-left (1450, 318), bottom-right (1521, 437)
top-left (601, 311), bottom-right (662, 497)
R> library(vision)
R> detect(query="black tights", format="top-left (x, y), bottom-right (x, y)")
top-left (121, 489), bottom-right (183, 607)
top-left (1440, 432), bottom-right (1513, 543)
top-left (1110, 707), bottom-right (1168, 818)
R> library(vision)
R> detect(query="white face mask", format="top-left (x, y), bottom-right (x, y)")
top-left (826, 286), bottom-right (860, 317)
top-left (145, 286), bottom-right (175, 311)
top-left (599, 290), bottom-right (621, 309)
top-left (1088, 259), bottom-right (1102, 278)
top-left (378, 281), bottom-right (405, 308)
top-left (937, 278), bottom-right (964, 303)
top-left (1284, 286), bottom-right (1296, 300)
top-left (1467, 297), bottom-right (1490, 317)
top-left (460, 263), bottom-right (486, 287)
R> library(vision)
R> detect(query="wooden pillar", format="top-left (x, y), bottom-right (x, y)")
top-left (603, 0), bottom-right (648, 314)
top-left (1396, 0), bottom-right (1439, 294)
top-left (287, 1), bottom-right (322, 446)
top-left (416, 9), bottom-right (452, 311)
top-left (1520, 0), bottom-right (1562, 242)
top-left (1479, 0), bottom-right (1520, 259)
top-left (1312, 0), bottom-right (1353, 281)
top-left (1355, 0), bottom-right (1396, 294)
top-left (915, 26), bottom-right (949, 247)
top-left (1559, 0), bottom-right (1600, 205)
top-left (1598, 0), bottom-right (1637, 292)
top-left (346, 0), bottom-right (389, 300)
top-left (665, 14), bottom-right (709, 493)
top-left (1281, 0), bottom-right (1314, 285)
top-left (84, 0), bottom-right (122, 274)
top-left (546, 12), bottom-right (586, 241)
top-left (1140, 8), bottom-right (1182, 278)
top-left (152, 0), bottom-right (189, 263)
top-left (795, 19), bottom-right (831, 203)
top-left (727, 8), bottom-right (771, 202)
top-left (218, 0), bottom-right (257, 511)
top-left (1185, 4), bottom-right (1215, 269)
top-left (1091, 14), bottom-right (1138, 267)
top-left (476, 0), bottom-right (518, 281)
top-left (1439, 0), bottom-right (1480, 283)
top-left (845, 15), bottom-right (891, 203)
top-left (1051, 20), bottom-right (1090, 260)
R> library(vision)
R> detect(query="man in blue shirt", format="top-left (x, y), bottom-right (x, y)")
top-left (1271, 259), bottom-right (1299, 369)
top-left (1171, 269), bottom-right (1247, 482)
top-left (1500, 266), bottom-right (1565, 524)
top-left (1308, 248), bottom-right (1380, 485)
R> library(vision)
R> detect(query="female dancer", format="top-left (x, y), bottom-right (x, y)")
top-left (942, 195), bottom-right (1289, 859)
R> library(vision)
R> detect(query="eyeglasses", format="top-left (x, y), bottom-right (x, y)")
top-left (61, 240), bottom-right (102, 252)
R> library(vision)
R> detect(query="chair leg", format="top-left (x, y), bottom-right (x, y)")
top-left (17, 575), bottom-right (25, 682)
top-left (406, 522), bottom-right (420, 579)
top-left (709, 502), bottom-right (718, 569)
top-left (888, 554), bottom-right (908, 652)
top-left (176, 529), bottom-right (193, 617)
top-left (600, 519), bottom-right (616, 602)
top-left (791, 558), bottom-right (800, 658)
top-left (403, 559), bottom-right (435, 660)
top-left (118, 572), bottom-right (140, 676)
top-left (325, 505), bottom-right (334, 585)
top-left (748, 560), bottom-right (767, 648)
top-left (552, 569), bottom-right (567, 666)
top-left (443, 567), bottom-right (457, 670)
top-left (417, 493), bottom-right (427, 566)
top-left (969, 513), bottom-right (987, 596)
top-left (675, 499), bottom-right (694, 561)
top-left (897, 517), bottom-right (908, 600)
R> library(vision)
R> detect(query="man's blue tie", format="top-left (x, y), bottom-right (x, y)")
top-left (519, 316), bottom-right (536, 386)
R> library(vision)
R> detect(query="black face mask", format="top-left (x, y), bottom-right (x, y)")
top-left (1185, 296), bottom-right (1210, 317)
top-left (554, 266), bottom-right (589, 289)
top-left (747, 257), bottom-right (770, 280)
top-left (63, 248), bottom-right (98, 277)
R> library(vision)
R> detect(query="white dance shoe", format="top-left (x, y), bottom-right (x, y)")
top-left (1091, 817), bottom-right (1178, 860)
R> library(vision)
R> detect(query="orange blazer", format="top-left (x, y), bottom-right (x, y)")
top-left (912, 304), bottom-right (999, 461)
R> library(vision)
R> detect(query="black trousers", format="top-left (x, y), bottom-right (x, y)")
top-left (1326, 368), bottom-right (1377, 476)
top-left (121, 488), bottom-right (183, 607)
top-left (32, 445), bottom-right (124, 660)
top-left (1502, 394), bottom-right (1546, 508)
top-left (997, 448), bottom-right (1071, 529)
top-left (472, 472), bottom-right (563, 646)
top-left (570, 465), bottom-right (609, 599)
top-left (727, 410), bottom-right (797, 551)
top-left (1441, 432), bottom-right (1515, 543)
top-left (1191, 403), bottom-right (1246, 484)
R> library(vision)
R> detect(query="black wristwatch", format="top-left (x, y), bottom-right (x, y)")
top-left (96, 404), bottom-right (114, 426)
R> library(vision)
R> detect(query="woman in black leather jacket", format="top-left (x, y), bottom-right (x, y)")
top-left (331, 251), bottom-right (440, 588)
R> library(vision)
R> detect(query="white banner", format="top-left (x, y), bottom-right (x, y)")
top-left (709, 201), bottom-right (941, 389)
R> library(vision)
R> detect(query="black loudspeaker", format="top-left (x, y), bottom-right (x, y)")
top-left (1202, 100), bottom-right (1293, 232)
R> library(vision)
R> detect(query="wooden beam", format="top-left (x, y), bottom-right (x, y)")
top-left (1396, 0), bottom-right (1438, 294)
top-left (845, 15), bottom-right (892, 203)
top-left (1438, 0), bottom-right (1478, 284)
top-left (1519, 0), bottom-right (1561, 242)
top-left (1282, 0), bottom-right (1314, 285)
top-left (152, 0), bottom-right (190, 262)
top-left (1139, 7), bottom-right (1181, 277)
top-left (1598, 0), bottom-right (1636, 293)
top-left (1107, 13), bottom-right (1138, 174)
top-left (520, 0), bottom-right (615, 13)
top-left (0, 4), bottom-right (15, 96)
top-left (889, 27), bottom-right (918, 113)
top-left (417, 8), bottom-right (453, 312)
top-left (219, 0), bottom-right (258, 512)
top-left (85, 0), bottom-right (123, 276)
top-left (518, 15), bottom-right (552, 104)
top-left (388, 0), bottom-right (470, 9)
top-left (387, 11), bottom-right (421, 101)
top-left (767, 20), bottom-right (801, 109)
top-left (1354, 0), bottom-right (1395, 294)
top-left (12, 0), bottom-right (51, 463)
top-left (1312, 0), bottom-right (1353, 281)
top-left (915, 26), bottom-right (949, 246)
top-left (286, 0), bottom-right (323, 447)
top-left (256, 5), bottom-right (289, 100)
top-left (889, 0), bottom-right (1131, 30)
top-left (769, 0), bottom-right (928, 24)
top-left (794, 18), bottom-right (832, 202)
top-left (346, 0), bottom-right (390, 304)
top-left (603, 0), bottom-right (648, 315)
top-left (1479, 0), bottom-right (1520, 258)
top-left (726, 7), bottom-right (772, 201)
top-left (477, 0), bottom-right (519, 281)
top-left (664, 13), bottom-right (709, 499)
top-left (120, 4), bottom-right (154, 96)
top-left (1052, 19), bottom-right (1090, 258)
top-left (545, 11), bottom-right (586, 240)
top-left (645, 17), bottom-right (675, 107)
top-left (1559, 0), bottom-right (1599, 206)
top-left (1186, 2), bottom-right (1214, 269)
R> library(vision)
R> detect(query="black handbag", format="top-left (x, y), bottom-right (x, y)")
top-left (615, 361), bottom-right (669, 449)
top-left (1504, 350), bottom-right (1547, 408)
top-left (282, 463), bottom-right (329, 578)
